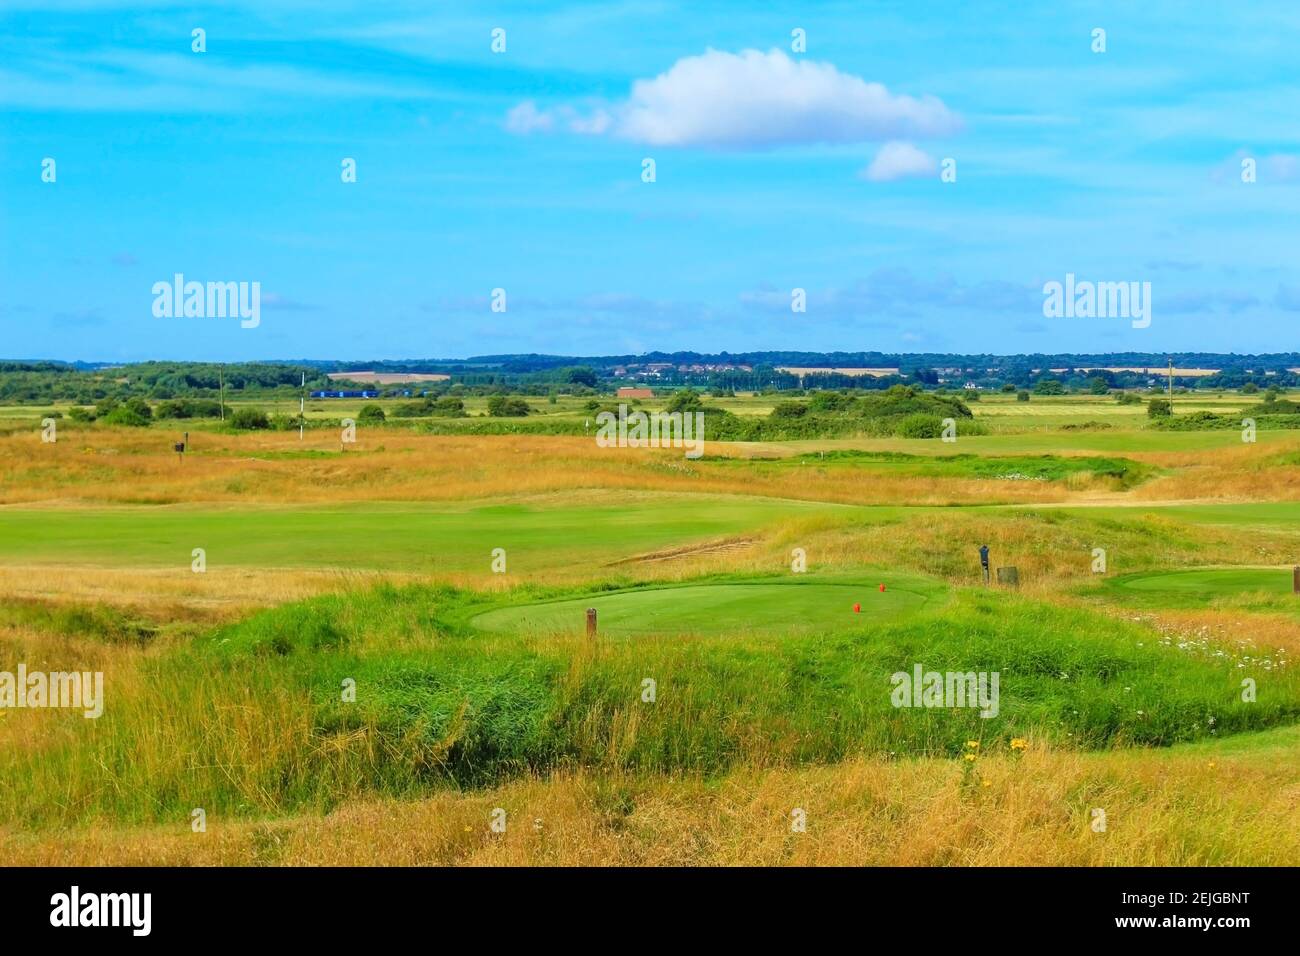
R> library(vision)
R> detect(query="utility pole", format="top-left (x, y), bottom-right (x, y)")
top-left (218, 366), bottom-right (225, 421)
top-left (1167, 357), bottom-right (1173, 408)
top-left (299, 372), bottom-right (305, 440)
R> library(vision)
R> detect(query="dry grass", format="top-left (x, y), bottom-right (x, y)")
top-left (0, 428), bottom-right (1187, 508)
top-left (4, 732), bottom-right (1296, 865)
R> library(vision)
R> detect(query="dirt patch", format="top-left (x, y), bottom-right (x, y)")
top-left (606, 536), bottom-right (757, 566)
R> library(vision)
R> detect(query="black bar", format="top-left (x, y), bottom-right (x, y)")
top-left (0, 866), bottom-right (1288, 943)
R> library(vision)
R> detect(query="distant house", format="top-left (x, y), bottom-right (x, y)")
top-left (309, 389), bottom-right (378, 399)
top-left (617, 387), bottom-right (654, 399)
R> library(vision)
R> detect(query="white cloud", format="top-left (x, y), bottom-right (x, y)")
top-left (860, 141), bottom-right (937, 182)
top-left (505, 101), bottom-right (554, 134)
top-left (506, 48), bottom-right (960, 149)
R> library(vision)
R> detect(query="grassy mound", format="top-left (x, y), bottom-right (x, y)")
top-left (3, 577), bottom-right (1297, 828)
top-left (469, 575), bottom-right (935, 638)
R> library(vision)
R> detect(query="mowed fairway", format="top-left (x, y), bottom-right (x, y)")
top-left (470, 574), bottom-right (939, 637)
top-left (0, 494), bottom-right (852, 574)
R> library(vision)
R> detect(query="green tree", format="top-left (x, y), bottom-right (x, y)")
top-left (487, 395), bottom-right (531, 417)
top-left (665, 389), bottom-right (704, 413)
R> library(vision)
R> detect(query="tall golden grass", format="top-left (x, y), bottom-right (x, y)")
top-left (3, 730), bottom-right (1296, 865)
top-left (10, 427), bottom-right (1281, 508)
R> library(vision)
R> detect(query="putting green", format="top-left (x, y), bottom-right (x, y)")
top-left (469, 576), bottom-right (937, 638)
top-left (1115, 568), bottom-right (1295, 595)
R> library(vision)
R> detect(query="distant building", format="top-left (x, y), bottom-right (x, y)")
top-left (310, 389), bottom-right (379, 399)
top-left (616, 387), bottom-right (654, 399)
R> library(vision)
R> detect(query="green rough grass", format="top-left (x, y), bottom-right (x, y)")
top-left (4, 576), bottom-right (1296, 828)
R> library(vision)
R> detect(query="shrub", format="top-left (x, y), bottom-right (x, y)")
top-left (771, 401), bottom-right (808, 419)
top-left (357, 404), bottom-right (386, 423)
top-left (1241, 382), bottom-right (1259, 394)
top-left (808, 391), bottom-right (854, 413)
top-left (100, 405), bottom-right (151, 427)
top-left (1115, 391), bottom-right (1143, 405)
top-left (487, 396), bottom-right (531, 417)
top-left (1033, 378), bottom-right (1065, 395)
top-left (155, 399), bottom-right (222, 419)
top-left (665, 389), bottom-right (704, 413)
top-left (896, 413), bottom-right (945, 438)
top-left (1016, 390), bottom-right (1030, 402)
top-left (1147, 399), bottom-right (1172, 418)
top-left (100, 397), bottom-right (153, 427)
top-left (231, 408), bottom-right (270, 430)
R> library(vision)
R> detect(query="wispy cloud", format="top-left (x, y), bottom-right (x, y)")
top-left (860, 141), bottom-right (937, 182)
top-left (505, 48), bottom-right (960, 149)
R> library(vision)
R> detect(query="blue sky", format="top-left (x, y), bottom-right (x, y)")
top-left (2, 0), bottom-right (1299, 361)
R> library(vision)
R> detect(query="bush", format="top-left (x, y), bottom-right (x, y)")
top-left (1147, 399), bottom-right (1172, 418)
top-left (487, 396), bottom-right (531, 417)
top-left (100, 405), bottom-right (151, 427)
top-left (895, 413), bottom-right (945, 438)
top-left (231, 408), bottom-right (270, 430)
top-left (665, 389), bottom-right (704, 413)
top-left (67, 407), bottom-right (93, 423)
top-left (808, 391), bottom-right (854, 413)
top-left (100, 397), bottom-right (153, 427)
top-left (1033, 378), bottom-right (1065, 395)
top-left (1115, 391), bottom-right (1143, 405)
top-left (431, 397), bottom-right (466, 417)
top-left (1241, 382), bottom-right (1259, 394)
top-left (1016, 390), bottom-right (1030, 402)
top-left (1001, 383), bottom-right (1017, 393)
top-left (155, 399), bottom-right (222, 419)
top-left (357, 404), bottom-right (386, 423)
top-left (771, 401), bottom-right (808, 419)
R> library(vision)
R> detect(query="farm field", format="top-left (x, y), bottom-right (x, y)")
top-left (2, 390), bottom-right (1299, 866)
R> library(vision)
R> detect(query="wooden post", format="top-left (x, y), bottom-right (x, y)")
top-left (1293, 566), bottom-right (1299, 594)
top-left (996, 566), bottom-right (1019, 588)
top-left (586, 607), bottom-right (597, 638)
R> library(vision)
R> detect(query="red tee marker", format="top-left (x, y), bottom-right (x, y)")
top-left (879, 583), bottom-right (886, 592)
top-left (853, 602), bottom-right (861, 613)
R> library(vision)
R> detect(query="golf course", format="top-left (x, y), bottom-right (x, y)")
top-left (1, 388), bottom-right (1299, 866)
